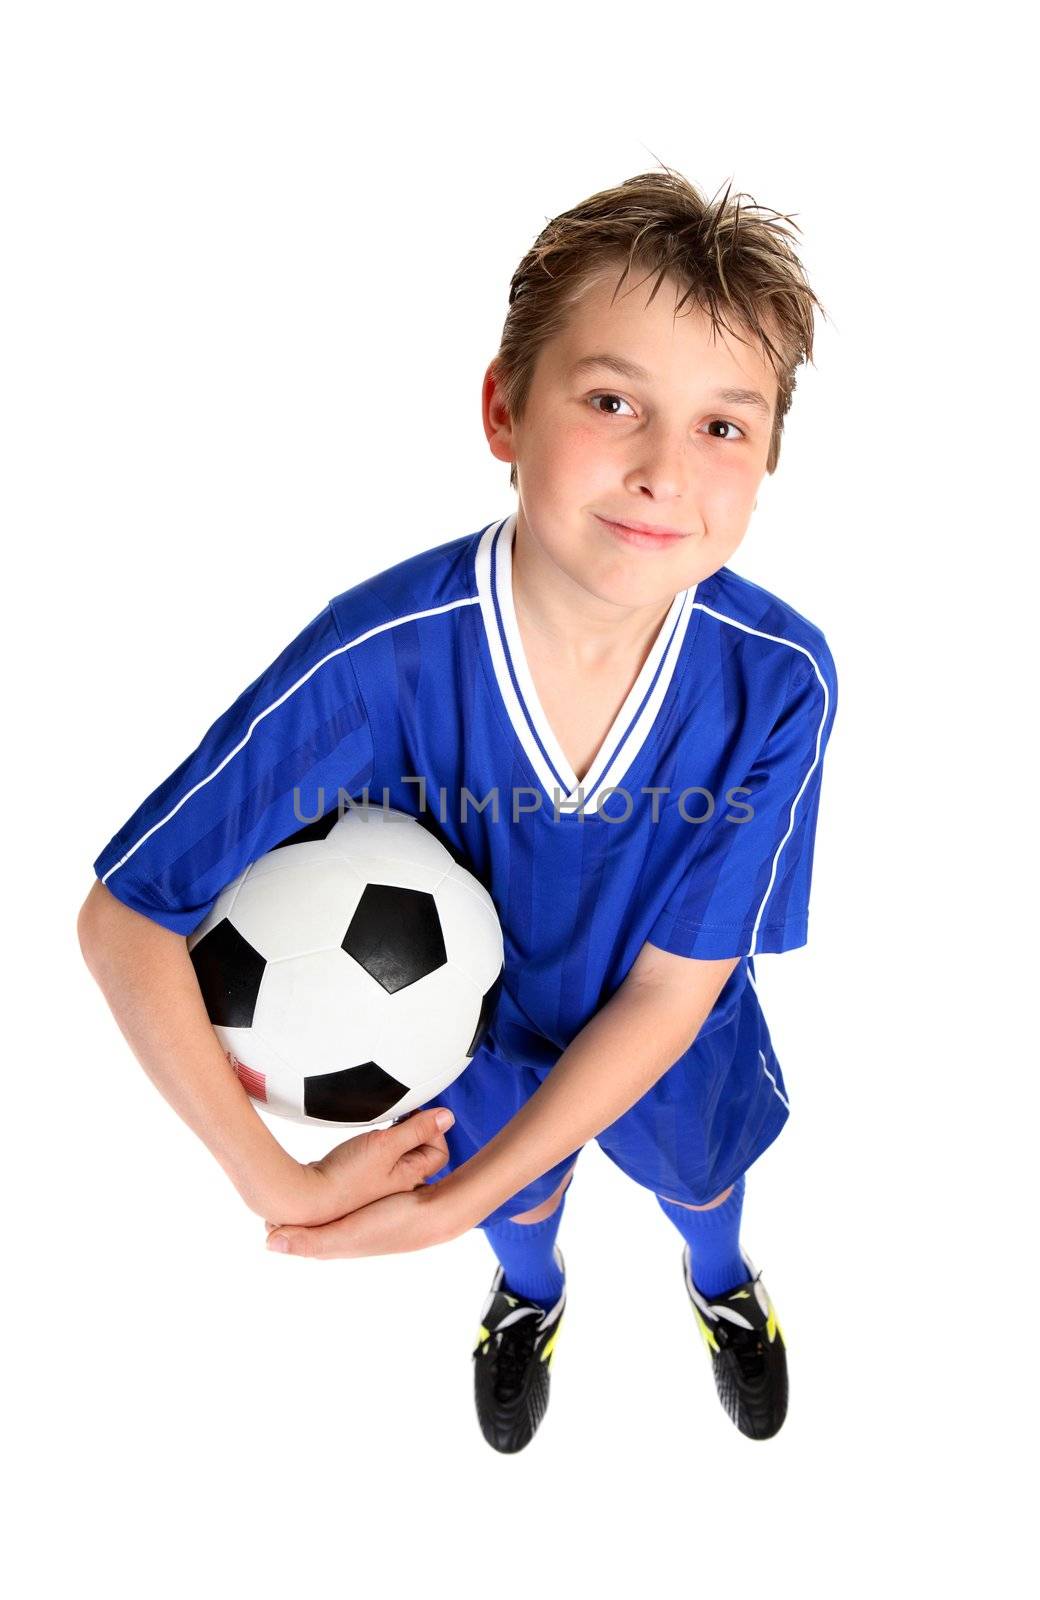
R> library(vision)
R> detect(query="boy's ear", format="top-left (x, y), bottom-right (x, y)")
top-left (482, 362), bottom-right (515, 466)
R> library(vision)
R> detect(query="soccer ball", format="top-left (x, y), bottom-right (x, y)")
top-left (186, 804), bottom-right (503, 1128)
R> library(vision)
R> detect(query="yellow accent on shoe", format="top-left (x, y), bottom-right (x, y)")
top-left (692, 1305), bottom-right (720, 1355)
top-left (540, 1319), bottom-right (562, 1365)
top-left (766, 1301), bottom-right (777, 1343)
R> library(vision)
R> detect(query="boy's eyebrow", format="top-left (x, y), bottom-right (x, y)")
top-left (569, 353), bottom-right (772, 416)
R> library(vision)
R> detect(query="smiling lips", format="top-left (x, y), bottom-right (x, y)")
top-left (596, 514), bottom-right (690, 546)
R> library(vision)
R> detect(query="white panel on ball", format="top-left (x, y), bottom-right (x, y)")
top-left (256, 947), bottom-right (386, 1075)
top-left (241, 838), bottom-right (340, 883)
top-left (186, 872), bottom-right (247, 950)
top-left (373, 960), bottom-right (484, 1084)
top-left (323, 805), bottom-right (455, 878)
top-left (433, 867), bottom-right (504, 992)
top-left (217, 1026), bottom-right (304, 1122)
top-left (443, 859), bottom-right (499, 918)
top-left (230, 857), bottom-right (367, 962)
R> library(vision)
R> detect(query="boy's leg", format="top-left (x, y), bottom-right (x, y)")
top-left (479, 1162), bottom-right (577, 1310)
top-left (510, 1164), bottom-right (577, 1222)
top-left (656, 1175), bottom-right (748, 1298)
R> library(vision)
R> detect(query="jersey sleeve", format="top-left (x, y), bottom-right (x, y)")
top-left (92, 602), bottom-right (375, 937)
top-left (647, 640), bottom-right (838, 959)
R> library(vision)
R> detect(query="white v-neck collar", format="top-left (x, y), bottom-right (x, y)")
top-left (475, 511), bottom-right (697, 812)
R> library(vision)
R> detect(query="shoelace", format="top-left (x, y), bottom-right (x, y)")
top-left (715, 1318), bottom-right (767, 1383)
top-left (492, 1307), bottom-right (542, 1402)
top-left (702, 1269), bottom-right (769, 1384)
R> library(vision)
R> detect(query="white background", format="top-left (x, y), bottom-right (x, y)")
top-left (4, 2), bottom-right (1036, 1594)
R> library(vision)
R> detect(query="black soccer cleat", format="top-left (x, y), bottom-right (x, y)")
top-left (472, 1245), bottom-right (566, 1454)
top-left (682, 1243), bottom-right (789, 1440)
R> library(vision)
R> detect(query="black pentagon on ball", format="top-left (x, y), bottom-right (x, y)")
top-left (342, 883), bottom-right (447, 993)
top-left (189, 919), bottom-right (266, 1028)
top-left (466, 964), bottom-right (504, 1057)
top-left (304, 1060), bottom-right (409, 1123)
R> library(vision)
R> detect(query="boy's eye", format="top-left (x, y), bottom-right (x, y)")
top-left (588, 392), bottom-right (636, 418)
top-left (704, 419), bottom-right (746, 442)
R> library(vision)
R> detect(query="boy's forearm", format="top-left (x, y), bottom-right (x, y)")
top-left (432, 976), bottom-right (720, 1232)
top-left (78, 883), bottom-right (305, 1217)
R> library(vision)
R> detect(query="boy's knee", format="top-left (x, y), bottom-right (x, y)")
top-left (509, 1162), bottom-right (577, 1223)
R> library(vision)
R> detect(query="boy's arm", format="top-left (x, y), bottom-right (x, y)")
top-left (432, 944), bottom-right (741, 1232)
top-left (78, 879), bottom-right (312, 1218)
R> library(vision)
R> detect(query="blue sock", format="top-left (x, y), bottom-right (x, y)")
top-left (481, 1190), bottom-right (568, 1312)
top-left (657, 1174), bottom-right (748, 1299)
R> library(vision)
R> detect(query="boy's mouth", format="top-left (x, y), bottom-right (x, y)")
top-left (595, 514), bottom-right (690, 548)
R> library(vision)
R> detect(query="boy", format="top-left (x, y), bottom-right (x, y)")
top-left (79, 168), bottom-right (838, 1456)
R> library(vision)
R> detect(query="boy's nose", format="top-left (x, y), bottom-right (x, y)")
top-left (623, 435), bottom-right (694, 502)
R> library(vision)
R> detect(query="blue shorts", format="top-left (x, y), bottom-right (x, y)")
top-left (416, 991), bottom-right (791, 1229)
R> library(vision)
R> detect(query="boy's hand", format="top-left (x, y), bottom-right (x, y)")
top-left (263, 1181), bottom-right (464, 1259)
top-left (268, 1107), bottom-right (456, 1228)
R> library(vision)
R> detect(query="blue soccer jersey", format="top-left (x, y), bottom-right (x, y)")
top-left (94, 511), bottom-right (838, 1206)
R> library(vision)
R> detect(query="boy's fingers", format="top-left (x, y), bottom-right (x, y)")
top-left (266, 1217), bottom-right (365, 1259)
top-left (266, 1227), bottom-right (314, 1257)
top-left (381, 1107), bottom-right (454, 1162)
top-left (396, 1141), bottom-right (451, 1182)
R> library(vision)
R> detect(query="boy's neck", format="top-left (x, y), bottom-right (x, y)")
top-left (511, 511), bottom-right (677, 673)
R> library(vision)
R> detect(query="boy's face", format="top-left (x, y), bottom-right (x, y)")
top-left (484, 264), bottom-right (781, 611)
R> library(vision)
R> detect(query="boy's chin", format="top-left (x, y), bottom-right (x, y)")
top-left (571, 563), bottom-right (684, 611)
